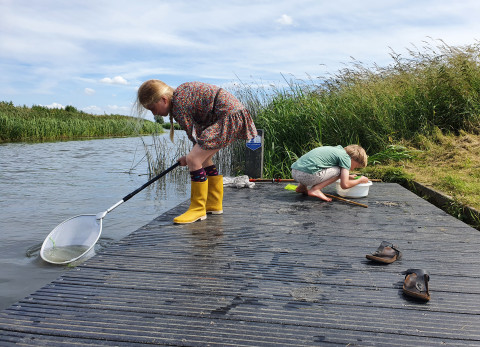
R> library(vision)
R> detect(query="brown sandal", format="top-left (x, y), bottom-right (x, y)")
top-left (403, 269), bottom-right (430, 301)
top-left (366, 241), bottom-right (402, 264)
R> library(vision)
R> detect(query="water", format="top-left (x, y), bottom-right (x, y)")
top-left (0, 133), bottom-right (191, 310)
top-left (41, 245), bottom-right (92, 264)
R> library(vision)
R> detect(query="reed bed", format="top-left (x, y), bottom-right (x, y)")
top-left (141, 133), bottom-right (189, 178)
top-left (0, 102), bottom-right (162, 142)
top-left (141, 131), bottom-right (246, 181)
top-left (232, 40), bottom-right (480, 178)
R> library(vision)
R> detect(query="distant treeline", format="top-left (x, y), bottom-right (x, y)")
top-left (0, 102), bottom-right (164, 142)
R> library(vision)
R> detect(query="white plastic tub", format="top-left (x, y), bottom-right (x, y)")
top-left (336, 179), bottom-right (373, 198)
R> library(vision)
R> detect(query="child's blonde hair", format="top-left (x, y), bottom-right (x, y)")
top-left (136, 79), bottom-right (175, 141)
top-left (344, 144), bottom-right (368, 168)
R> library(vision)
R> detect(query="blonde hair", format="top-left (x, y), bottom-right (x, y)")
top-left (344, 144), bottom-right (368, 168)
top-left (136, 79), bottom-right (175, 142)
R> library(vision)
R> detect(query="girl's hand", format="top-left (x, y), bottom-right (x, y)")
top-left (178, 156), bottom-right (188, 166)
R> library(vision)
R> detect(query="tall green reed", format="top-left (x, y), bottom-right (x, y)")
top-left (140, 132), bottom-right (246, 181)
top-left (234, 40), bottom-right (480, 178)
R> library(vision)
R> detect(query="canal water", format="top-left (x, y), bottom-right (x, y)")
top-left (0, 133), bottom-right (193, 310)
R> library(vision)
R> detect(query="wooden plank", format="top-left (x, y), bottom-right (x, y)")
top-left (0, 183), bottom-right (479, 345)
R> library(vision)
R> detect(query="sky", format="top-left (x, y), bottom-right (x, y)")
top-left (1, 0), bottom-right (480, 122)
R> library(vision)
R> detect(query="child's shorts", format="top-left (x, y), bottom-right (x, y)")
top-left (292, 167), bottom-right (341, 188)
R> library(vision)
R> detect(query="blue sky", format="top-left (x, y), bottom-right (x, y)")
top-left (1, 0), bottom-right (479, 121)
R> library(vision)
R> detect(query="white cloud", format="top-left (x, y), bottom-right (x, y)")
top-left (2, 0), bottom-right (480, 115)
top-left (100, 76), bottom-right (128, 85)
top-left (107, 105), bottom-right (130, 114)
top-left (80, 104), bottom-right (130, 115)
top-left (84, 88), bottom-right (95, 95)
top-left (42, 103), bottom-right (64, 109)
top-left (276, 14), bottom-right (293, 26)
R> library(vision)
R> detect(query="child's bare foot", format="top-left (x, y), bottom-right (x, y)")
top-left (296, 184), bottom-right (308, 195)
top-left (308, 190), bottom-right (332, 202)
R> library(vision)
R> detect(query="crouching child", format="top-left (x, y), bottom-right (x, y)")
top-left (291, 144), bottom-right (368, 202)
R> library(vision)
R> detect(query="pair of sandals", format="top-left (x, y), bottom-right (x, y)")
top-left (366, 241), bottom-right (430, 301)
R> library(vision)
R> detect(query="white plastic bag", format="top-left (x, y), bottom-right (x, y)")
top-left (223, 175), bottom-right (255, 188)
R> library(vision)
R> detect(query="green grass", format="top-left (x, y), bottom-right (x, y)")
top-left (403, 130), bottom-right (480, 209)
top-left (232, 40), bottom-right (480, 178)
top-left (367, 145), bottom-right (415, 165)
top-left (0, 102), bottom-right (163, 142)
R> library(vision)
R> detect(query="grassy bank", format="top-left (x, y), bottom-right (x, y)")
top-left (362, 130), bottom-right (480, 217)
top-left (0, 102), bottom-right (163, 142)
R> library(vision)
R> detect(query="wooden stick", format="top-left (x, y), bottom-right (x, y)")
top-left (251, 177), bottom-right (382, 182)
top-left (324, 193), bottom-right (368, 208)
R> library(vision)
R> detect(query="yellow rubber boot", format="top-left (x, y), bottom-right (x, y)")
top-left (173, 180), bottom-right (208, 224)
top-left (206, 175), bottom-right (223, 214)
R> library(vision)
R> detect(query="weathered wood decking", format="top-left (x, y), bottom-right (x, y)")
top-left (1, 182), bottom-right (479, 346)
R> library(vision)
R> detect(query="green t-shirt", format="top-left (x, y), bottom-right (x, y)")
top-left (291, 145), bottom-right (351, 174)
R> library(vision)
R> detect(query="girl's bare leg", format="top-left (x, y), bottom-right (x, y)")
top-left (308, 175), bottom-right (340, 202)
top-left (185, 144), bottom-right (220, 171)
top-left (202, 154), bottom-right (215, 168)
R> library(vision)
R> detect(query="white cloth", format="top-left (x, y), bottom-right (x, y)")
top-left (223, 175), bottom-right (255, 188)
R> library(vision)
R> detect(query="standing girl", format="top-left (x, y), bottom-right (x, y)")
top-left (136, 80), bottom-right (257, 224)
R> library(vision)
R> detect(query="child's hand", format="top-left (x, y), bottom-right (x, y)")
top-left (178, 156), bottom-right (188, 166)
top-left (357, 176), bottom-right (369, 184)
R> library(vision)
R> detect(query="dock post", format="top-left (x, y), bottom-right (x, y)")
top-left (245, 129), bottom-right (264, 179)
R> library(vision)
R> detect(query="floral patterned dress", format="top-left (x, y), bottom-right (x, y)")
top-left (171, 82), bottom-right (257, 150)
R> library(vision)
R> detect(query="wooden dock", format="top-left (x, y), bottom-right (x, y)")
top-left (1, 182), bottom-right (480, 346)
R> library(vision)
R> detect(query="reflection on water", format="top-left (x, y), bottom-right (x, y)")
top-left (0, 133), bottom-right (192, 310)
